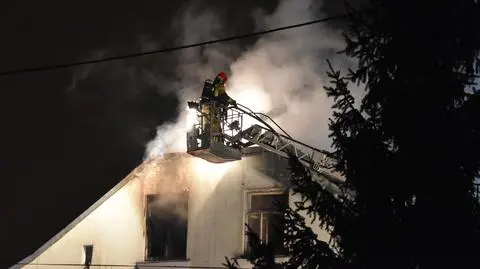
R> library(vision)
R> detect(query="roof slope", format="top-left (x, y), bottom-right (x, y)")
top-left (9, 157), bottom-right (162, 269)
top-left (10, 150), bottom-right (264, 268)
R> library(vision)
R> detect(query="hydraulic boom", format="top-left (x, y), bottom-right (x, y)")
top-left (186, 100), bottom-right (351, 199)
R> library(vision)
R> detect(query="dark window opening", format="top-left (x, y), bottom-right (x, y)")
top-left (83, 245), bottom-right (93, 266)
top-left (146, 192), bottom-right (188, 261)
top-left (245, 192), bottom-right (288, 256)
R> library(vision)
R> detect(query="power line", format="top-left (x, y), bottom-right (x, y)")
top-left (15, 262), bottom-right (246, 269)
top-left (0, 13), bottom-right (351, 77)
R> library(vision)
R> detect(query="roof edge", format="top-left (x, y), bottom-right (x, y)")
top-left (10, 149), bottom-right (264, 268)
top-left (10, 161), bottom-right (148, 269)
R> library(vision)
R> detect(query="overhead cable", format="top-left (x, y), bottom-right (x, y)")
top-left (0, 13), bottom-right (351, 77)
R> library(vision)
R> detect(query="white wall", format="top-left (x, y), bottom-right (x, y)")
top-left (19, 174), bottom-right (146, 269)
top-left (185, 157), bottom-right (245, 267)
top-left (184, 151), bottom-right (332, 268)
top-left (17, 151), bottom-right (333, 269)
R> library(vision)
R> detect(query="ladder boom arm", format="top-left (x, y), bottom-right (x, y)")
top-left (225, 123), bottom-right (350, 198)
top-left (185, 100), bottom-right (353, 199)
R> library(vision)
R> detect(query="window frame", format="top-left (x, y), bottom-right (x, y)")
top-left (242, 188), bottom-right (289, 255)
top-left (144, 193), bottom-right (189, 261)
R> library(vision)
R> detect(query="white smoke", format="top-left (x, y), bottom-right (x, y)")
top-left (145, 0), bottom-right (360, 159)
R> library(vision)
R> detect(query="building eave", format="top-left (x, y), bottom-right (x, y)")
top-left (10, 156), bottom-right (168, 268)
top-left (10, 148), bottom-right (275, 268)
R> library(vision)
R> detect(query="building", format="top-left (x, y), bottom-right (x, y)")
top-left (12, 147), bottom-right (331, 269)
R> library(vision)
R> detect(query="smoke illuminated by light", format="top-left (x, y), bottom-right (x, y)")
top-left (227, 72), bottom-right (272, 113)
top-left (228, 81), bottom-right (272, 129)
top-left (143, 0), bottom-right (361, 160)
top-left (191, 158), bottom-right (236, 181)
top-left (185, 106), bottom-right (198, 129)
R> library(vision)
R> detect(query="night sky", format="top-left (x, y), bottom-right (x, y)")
top-left (0, 1), bottom-right (353, 267)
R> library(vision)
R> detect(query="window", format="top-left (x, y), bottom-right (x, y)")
top-left (145, 192), bottom-right (188, 261)
top-left (245, 191), bottom-right (289, 255)
top-left (82, 245), bottom-right (93, 266)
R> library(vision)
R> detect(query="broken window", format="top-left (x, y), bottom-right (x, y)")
top-left (245, 191), bottom-right (288, 256)
top-left (145, 192), bottom-right (188, 261)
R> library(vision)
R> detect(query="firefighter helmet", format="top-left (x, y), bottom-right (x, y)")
top-left (216, 72), bottom-right (228, 83)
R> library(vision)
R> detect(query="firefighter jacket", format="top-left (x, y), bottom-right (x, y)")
top-left (213, 83), bottom-right (235, 105)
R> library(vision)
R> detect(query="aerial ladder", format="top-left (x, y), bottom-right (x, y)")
top-left (186, 99), bottom-right (352, 200)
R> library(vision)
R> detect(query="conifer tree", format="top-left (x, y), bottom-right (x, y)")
top-left (226, 1), bottom-right (480, 268)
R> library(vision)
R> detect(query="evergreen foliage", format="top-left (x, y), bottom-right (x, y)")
top-left (226, 1), bottom-right (480, 268)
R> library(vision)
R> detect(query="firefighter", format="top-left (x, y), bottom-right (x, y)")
top-left (212, 72), bottom-right (236, 106)
top-left (211, 72), bottom-right (236, 141)
top-left (200, 79), bottom-right (214, 145)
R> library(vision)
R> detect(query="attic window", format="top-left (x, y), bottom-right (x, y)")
top-left (83, 245), bottom-right (93, 266)
top-left (145, 192), bottom-right (188, 261)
